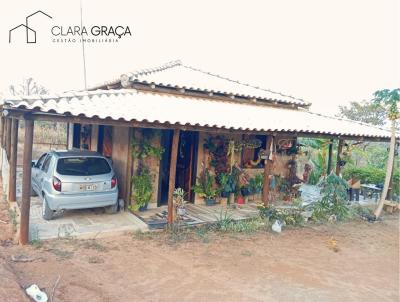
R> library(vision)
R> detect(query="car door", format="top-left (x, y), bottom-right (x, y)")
top-left (37, 155), bottom-right (52, 194)
top-left (32, 153), bottom-right (47, 193)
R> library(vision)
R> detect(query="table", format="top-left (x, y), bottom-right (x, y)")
top-left (361, 184), bottom-right (382, 202)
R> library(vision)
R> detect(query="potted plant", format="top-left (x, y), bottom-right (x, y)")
top-left (130, 168), bottom-right (153, 211)
top-left (236, 191), bottom-right (246, 205)
top-left (174, 187), bottom-right (187, 216)
top-left (218, 172), bottom-right (237, 197)
top-left (193, 169), bottom-right (220, 206)
top-left (240, 185), bottom-right (251, 197)
top-left (249, 173), bottom-right (264, 200)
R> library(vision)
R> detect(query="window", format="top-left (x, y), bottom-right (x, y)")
top-left (35, 153), bottom-right (47, 169)
top-left (42, 155), bottom-right (52, 173)
top-left (56, 157), bottom-right (111, 176)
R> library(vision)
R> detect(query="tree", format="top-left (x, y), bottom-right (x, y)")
top-left (338, 100), bottom-right (386, 126)
top-left (373, 89), bottom-right (399, 218)
top-left (9, 77), bottom-right (48, 96)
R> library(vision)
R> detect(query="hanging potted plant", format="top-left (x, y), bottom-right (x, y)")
top-left (193, 169), bottom-right (221, 206)
top-left (174, 187), bottom-right (187, 216)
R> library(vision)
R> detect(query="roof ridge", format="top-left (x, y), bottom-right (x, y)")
top-left (127, 60), bottom-right (182, 78)
top-left (124, 60), bottom-right (309, 105)
top-left (180, 63), bottom-right (308, 105)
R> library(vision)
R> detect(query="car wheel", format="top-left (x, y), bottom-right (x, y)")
top-left (105, 201), bottom-right (118, 214)
top-left (42, 196), bottom-right (54, 220)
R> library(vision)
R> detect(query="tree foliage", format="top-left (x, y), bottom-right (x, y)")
top-left (9, 77), bottom-right (49, 96)
top-left (338, 100), bottom-right (386, 126)
top-left (373, 88), bottom-right (400, 121)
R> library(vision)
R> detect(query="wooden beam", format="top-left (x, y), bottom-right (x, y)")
top-left (167, 129), bottom-right (180, 224)
top-left (8, 119), bottom-right (19, 202)
top-left (20, 118), bottom-right (34, 245)
top-left (327, 139), bottom-right (333, 175)
top-left (335, 139), bottom-right (344, 176)
top-left (262, 136), bottom-right (274, 206)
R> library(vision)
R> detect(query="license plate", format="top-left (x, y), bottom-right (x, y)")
top-left (81, 184), bottom-right (97, 191)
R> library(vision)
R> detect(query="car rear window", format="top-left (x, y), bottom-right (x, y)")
top-left (56, 157), bottom-right (111, 176)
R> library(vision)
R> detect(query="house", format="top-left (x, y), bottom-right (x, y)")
top-left (0, 60), bottom-right (393, 244)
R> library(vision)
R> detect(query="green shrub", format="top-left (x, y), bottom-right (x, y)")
top-left (312, 172), bottom-right (349, 221)
top-left (130, 168), bottom-right (153, 210)
top-left (342, 166), bottom-right (386, 184)
top-left (343, 166), bottom-right (400, 195)
top-left (258, 205), bottom-right (304, 226)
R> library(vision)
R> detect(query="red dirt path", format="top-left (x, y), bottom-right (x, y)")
top-left (0, 199), bottom-right (398, 302)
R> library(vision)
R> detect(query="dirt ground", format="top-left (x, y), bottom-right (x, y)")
top-left (0, 200), bottom-right (399, 302)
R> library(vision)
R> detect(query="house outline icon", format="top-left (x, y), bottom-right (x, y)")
top-left (9, 10), bottom-right (52, 43)
top-left (9, 24), bottom-right (36, 43)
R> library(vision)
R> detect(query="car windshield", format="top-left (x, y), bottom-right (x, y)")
top-left (56, 157), bottom-right (111, 176)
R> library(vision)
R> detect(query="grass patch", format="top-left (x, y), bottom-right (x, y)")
top-left (31, 239), bottom-right (43, 249)
top-left (47, 248), bottom-right (74, 260)
top-left (79, 239), bottom-right (107, 252)
top-left (8, 208), bottom-right (17, 232)
top-left (241, 250), bottom-right (253, 257)
top-left (133, 230), bottom-right (162, 241)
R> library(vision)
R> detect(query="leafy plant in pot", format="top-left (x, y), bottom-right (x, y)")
top-left (217, 172), bottom-right (237, 198)
top-left (130, 168), bottom-right (153, 211)
top-left (174, 187), bottom-right (187, 216)
top-left (248, 173), bottom-right (264, 200)
top-left (193, 169), bottom-right (220, 206)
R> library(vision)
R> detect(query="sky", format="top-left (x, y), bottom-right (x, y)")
top-left (0, 0), bottom-right (398, 115)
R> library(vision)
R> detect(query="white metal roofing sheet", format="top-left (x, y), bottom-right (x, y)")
top-left (97, 60), bottom-right (309, 106)
top-left (1, 89), bottom-right (392, 139)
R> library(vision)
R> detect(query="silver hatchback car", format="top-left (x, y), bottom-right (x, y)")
top-left (31, 150), bottom-right (119, 220)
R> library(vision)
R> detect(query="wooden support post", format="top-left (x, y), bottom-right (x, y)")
top-left (327, 139), bottom-right (333, 175)
top-left (167, 129), bottom-right (180, 224)
top-left (0, 117), bottom-right (4, 148)
top-left (5, 119), bottom-right (12, 159)
top-left (124, 128), bottom-right (134, 207)
top-left (2, 117), bottom-right (7, 149)
top-left (262, 136), bottom-right (273, 206)
top-left (90, 125), bottom-right (99, 151)
top-left (20, 118), bottom-right (34, 245)
top-left (67, 123), bottom-right (74, 150)
top-left (8, 119), bottom-right (19, 202)
top-left (335, 139), bottom-right (344, 176)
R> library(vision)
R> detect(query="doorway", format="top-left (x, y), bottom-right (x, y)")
top-left (158, 130), bottom-right (199, 206)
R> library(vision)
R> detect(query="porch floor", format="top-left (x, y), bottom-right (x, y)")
top-left (133, 202), bottom-right (261, 229)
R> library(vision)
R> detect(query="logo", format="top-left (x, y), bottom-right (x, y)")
top-left (9, 10), bottom-right (52, 43)
top-left (8, 10), bottom-right (132, 44)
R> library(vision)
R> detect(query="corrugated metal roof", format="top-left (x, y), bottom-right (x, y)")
top-left (92, 60), bottom-right (309, 107)
top-left (1, 89), bottom-right (392, 139)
